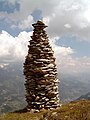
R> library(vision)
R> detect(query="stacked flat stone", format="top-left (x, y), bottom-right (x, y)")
top-left (23, 20), bottom-right (60, 112)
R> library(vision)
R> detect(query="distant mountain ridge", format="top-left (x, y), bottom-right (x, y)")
top-left (76, 92), bottom-right (90, 100)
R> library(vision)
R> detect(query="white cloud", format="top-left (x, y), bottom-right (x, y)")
top-left (43, 0), bottom-right (90, 41)
top-left (57, 55), bottom-right (90, 75)
top-left (18, 15), bottom-right (33, 30)
top-left (49, 37), bottom-right (90, 75)
top-left (0, 30), bottom-right (73, 61)
top-left (1, 0), bottom-right (90, 41)
top-left (11, 15), bottom-right (34, 30)
top-left (0, 30), bottom-right (32, 61)
top-left (64, 24), bottom-right (71, 29)
top-left (0, 30), bottom-right (90, 76)
top-left (0, 0), bottom-right (90, 75)
top-left (0, 31), bottom-right (15, 56)
top-left (49, 37), bottom-right (74, 57)
top-left (0, 63), bottom-right (9, 69)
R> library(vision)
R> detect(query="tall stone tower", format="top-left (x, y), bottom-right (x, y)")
top-left (23, 20), bottom-right (60, 112)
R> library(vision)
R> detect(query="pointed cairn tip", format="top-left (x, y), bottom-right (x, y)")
top-left (32, 20), bottom-right (48, 28)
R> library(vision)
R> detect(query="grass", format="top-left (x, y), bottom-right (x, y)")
top-left (0, 100), bottom-right (90, 120)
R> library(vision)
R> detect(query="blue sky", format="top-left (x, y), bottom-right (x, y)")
top-left (55, 35), bottom-right (90, 57)
top-left (0, 0), bottom-right (90, 75)
top-left (0, 0), bottom-right (20, 13)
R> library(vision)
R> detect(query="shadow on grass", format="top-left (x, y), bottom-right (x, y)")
top-left (12, 107), bottom-right (28, 113)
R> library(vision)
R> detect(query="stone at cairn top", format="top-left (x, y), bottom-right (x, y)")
top-left (32, 20), bottom-right (47, 29)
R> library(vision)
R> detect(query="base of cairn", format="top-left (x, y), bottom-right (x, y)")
top-left (26, 103), bottom-right (61, 113)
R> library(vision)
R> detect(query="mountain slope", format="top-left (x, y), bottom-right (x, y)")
top-left (0, 62), bottom-right (90, 114)
top-left (76, 92), bottom-right (90, 100)
top-left (0, 100), bottom-right (90, 120)
top-left (0, 62), bottom-right (27, 114)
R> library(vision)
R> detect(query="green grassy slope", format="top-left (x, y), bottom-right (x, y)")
top-left (0, 100), bottom-right (90, 120)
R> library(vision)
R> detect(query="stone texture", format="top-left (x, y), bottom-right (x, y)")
top-left (23, 20), bottom-right (60, 112)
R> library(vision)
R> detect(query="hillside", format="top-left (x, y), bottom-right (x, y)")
top-left (0, 62), bottom-right (90, 114)
top-left (76, 92), bottom-right (90, 100)
top-left (0, 100), bottom-right (90, 120)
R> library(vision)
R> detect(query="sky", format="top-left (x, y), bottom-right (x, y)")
top-left (0, 0), bottom-right (90, 76)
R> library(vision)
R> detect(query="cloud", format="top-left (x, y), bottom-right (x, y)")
top-left (12, 15), bottom-right (34, 30)
top-left (3, 0), bottom-right (17, 5)
top-left (49, 37), bottom-right (90, 75)
top-left (42, 0), bottom-right (90, 41)
top-left (18, 15), bottom-right (33, 30)
top-left (0, 0), bottom-right (90, 75)
top-left (0, 0), bottom-right (90, 41)
top-left (0, 30), bottom-right (73, 61)
top-left (57, 56), bottom-right (90, 75)
top-left (64, 24), bottom-right (71, 29)
top-left (0, 30), bottom-right (32, 62)
top-left (49, 37), bottom-right (74, 57)
top-left (0, 63), bottom-right (9, 69)
top-left (0, 30), bottom-right (90, 76)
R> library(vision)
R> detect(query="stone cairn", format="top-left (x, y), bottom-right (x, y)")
top-left (23, 20), bottom-right (60, 112)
